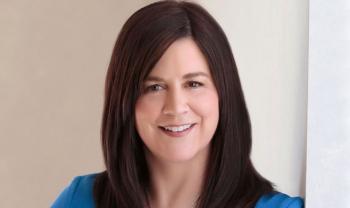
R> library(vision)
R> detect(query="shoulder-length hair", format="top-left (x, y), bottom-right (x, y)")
top-left (93, 1), bottom-right (275, 207)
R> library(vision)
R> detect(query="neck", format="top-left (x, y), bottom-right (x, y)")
top-left (145, 147), bottom-right (210, 208)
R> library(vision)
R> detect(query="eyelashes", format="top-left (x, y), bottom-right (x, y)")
top-left (144, 81), bottom-right (204, 93)
top-left (144, 84), bottom-right (163, 93)
top-left (187, 81), bottom-right (203, 88)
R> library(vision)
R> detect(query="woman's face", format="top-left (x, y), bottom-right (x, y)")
top-left (135, 38), bottom-right (219, 163)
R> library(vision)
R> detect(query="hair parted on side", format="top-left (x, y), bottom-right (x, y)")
top-left (93, 1), bottom-right (276, 207)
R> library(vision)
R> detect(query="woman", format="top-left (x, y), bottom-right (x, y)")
top-left (52, 1), bottom-right (304, 207)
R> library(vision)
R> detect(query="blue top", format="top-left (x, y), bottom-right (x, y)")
top-left (51, 173), bottom-right (304, 208)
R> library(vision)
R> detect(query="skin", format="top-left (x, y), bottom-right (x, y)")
top-left (135, 37), bottom-right (219, 208)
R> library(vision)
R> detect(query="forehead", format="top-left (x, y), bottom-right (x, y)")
top-left (148, 37), bottom-right (210, 77)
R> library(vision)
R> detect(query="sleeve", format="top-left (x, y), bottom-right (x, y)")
top-left (284, 197), bottom-right (304, 208)
top-left (51, 176), bottom-right (82, 208)
top-left (255, 192), bottom-right (304, 208)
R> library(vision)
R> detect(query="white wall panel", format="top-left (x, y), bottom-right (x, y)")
top-left (307, 0), bottom-right (350, 207)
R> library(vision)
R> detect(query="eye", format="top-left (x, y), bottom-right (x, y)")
top-left (144, 84), bottom-right (164, 93)
top-left (187, 81), bottom-right (203, 88)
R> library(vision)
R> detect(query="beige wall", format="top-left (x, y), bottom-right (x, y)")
top-left (0, 0), bottom-right (308, 207)
top-left (0, 0), bottom-right (147, 207)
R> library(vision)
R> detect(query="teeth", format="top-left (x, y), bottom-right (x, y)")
top-left (163, 124), bottom-right (192, 132)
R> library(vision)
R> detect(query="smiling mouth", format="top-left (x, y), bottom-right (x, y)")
top-left (158, 123), bottom-right (196, 137)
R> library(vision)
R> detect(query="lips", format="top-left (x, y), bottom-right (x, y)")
top-left (159, 123), bottom-right (195, 128)
top-left (158, 123), bottom-right (196, 137)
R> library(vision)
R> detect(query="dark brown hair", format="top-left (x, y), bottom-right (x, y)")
top-left (93, 1), bottom-right (275, 207)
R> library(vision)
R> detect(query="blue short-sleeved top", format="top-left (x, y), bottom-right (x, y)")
top-left (51, 173), bottom-right (304, 208)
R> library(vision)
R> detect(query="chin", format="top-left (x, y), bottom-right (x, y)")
top-left (163, 152), bottom-right (198, 163)
top-left (154, 146), bottom-right (209, 164)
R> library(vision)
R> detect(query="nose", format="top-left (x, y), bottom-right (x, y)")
top-left (162, 87), bottom-right (189, 117)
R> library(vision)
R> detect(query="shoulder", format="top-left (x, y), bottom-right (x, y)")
top-left (255, 192), bottom-right (304, 208)
top-left (51, 173), bottom-right (98, 208)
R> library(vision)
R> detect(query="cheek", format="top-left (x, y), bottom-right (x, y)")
top-left (191, 90), bottom-right (219, 139)
top-left (191, 90), bottom-right (219, 118)
top-left (136, 96), bottom-right (162, 119)
top-left (135, 96), bottom-right (163, 135)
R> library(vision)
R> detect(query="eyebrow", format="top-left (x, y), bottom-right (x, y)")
top-left (145, 72), bottom-right (210, 82)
